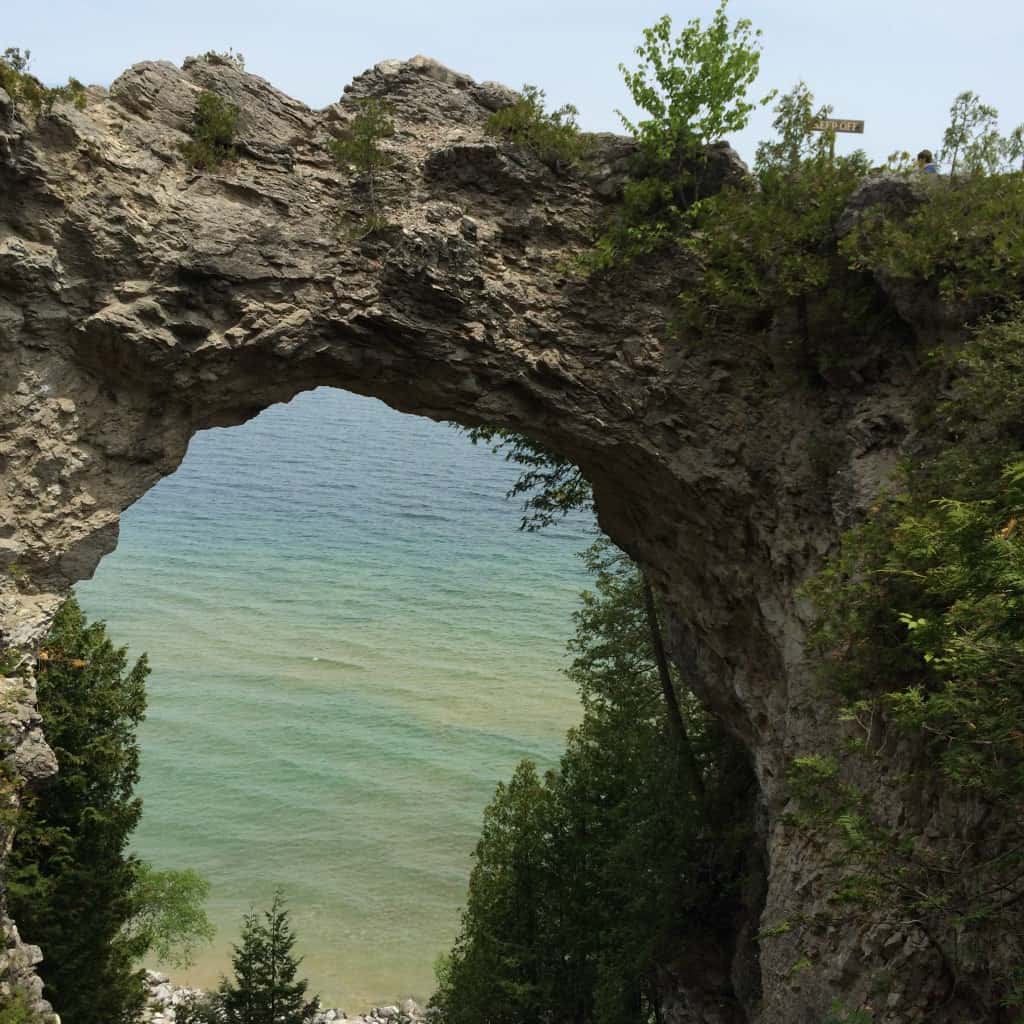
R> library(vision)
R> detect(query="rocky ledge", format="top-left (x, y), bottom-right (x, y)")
top-left (142, 971), bottom-right (426, 1024)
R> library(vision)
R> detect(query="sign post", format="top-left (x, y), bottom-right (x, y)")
top-left (810, 117), bottom-right (865, 160)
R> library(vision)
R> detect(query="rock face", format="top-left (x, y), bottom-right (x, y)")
top-left (0, 54), bottom-right (1003, 1022)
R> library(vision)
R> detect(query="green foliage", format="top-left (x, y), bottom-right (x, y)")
top-left (7, 596), bottom-right (150, 1023)
top-left (123, 863), bottom-right (216, 969)
top-left (0, 47), bottom-right (85, 116)
top-left (196, 48), bottom-right (246, 70)
top-left (0, 990), bottom-right (47, 1024)
top-left (809, 468), bottom-right (1024, 798)
top-left (174, 991), bottom-right (222, 1024)
top-left (842, 171), bottom-right (1024, 313)
top-left (484, 85), bottom-right (588, 170)
top-left (940, 91), bottom-right (1024, 177)
top-left (586, 2), bottom-right (773, 271)
top-left (180, 90), bottom-right (240, 170)
top-left (431, 541), bottom-right (753, 1024)
top-left (328, 99), bottom-right (395, 231)
top-left (215, 889), bottom-right (319, 1024)
top-left (842, 89), bottom-right (1024, 317)
top-left (173, 993), bottom-right (223, 1024)
top-left (464, 427), bottom-right (591, 531)
top-left (679, 83), bottom-right (872, 335)
top-left (798, 306), bottom-right (1024, 1007)
top-left (618, 3), bottom-right (772, 186)
top-left (7, 597), bottom-right (213, 1024)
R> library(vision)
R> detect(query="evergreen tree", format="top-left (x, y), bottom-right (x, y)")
top-left (6, 597), bottom-right (214, 1024)
top-left (219, 890), bottom-right (319, 1024)
top-left (7, 596), bottom-right (150, 1023)
top-left (431, 542), bottom-right (755, 1024)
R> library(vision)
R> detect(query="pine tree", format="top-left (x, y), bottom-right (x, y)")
top-left (219, 890), bottom-right (319, 1024)
top-left (7, 597), bottom-right (214, 1023)
top-left (7, 596), bottom-right (150, 1023)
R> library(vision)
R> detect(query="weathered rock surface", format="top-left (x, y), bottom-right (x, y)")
top-left (0, 53), bottom-right (1006, 1022)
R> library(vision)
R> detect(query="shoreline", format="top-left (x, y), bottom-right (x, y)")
top-left (142, 971), bottom-right (427, 1024)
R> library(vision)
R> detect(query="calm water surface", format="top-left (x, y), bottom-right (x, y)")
top-left (75, 388), bottom-right (591, 1010)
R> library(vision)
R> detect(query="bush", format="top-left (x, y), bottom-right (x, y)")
top-left (0, 990), bottom-right (47, 1024)
top-left (173, 993), bottom-right (222, 1024)
top-left (180, 90), bottom-right (240, 170)
top-left (683, 88), bottom-right (870, 328)
top-left (328, 98), bottom-right (395, 232)
top-left (809, 306), bottom-right (1024, 799)
top-left (195, 48), bottom-right (245, 70)
top-left (851, 89), bottom-right (1024, 317)
top-left (484, 84), bottom-right (588, 170)
top-left (0, 47), bottom-right (85, 115)
top-left (842, 171), bottom-right (1024, 313)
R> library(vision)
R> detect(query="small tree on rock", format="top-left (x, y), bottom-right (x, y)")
top-left (618, 0), bottom-right (774, 200)
top-left (328, 99), bottom-right (395, 230)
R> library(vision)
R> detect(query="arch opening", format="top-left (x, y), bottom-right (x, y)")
top-left (74, 385), bottom-right (595, 1008)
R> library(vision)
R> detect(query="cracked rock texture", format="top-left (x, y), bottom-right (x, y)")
top-left (0, 53), bottom-right (1008, 1022)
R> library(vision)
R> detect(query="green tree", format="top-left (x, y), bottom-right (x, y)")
top-left (6, 597), bottom-right (213, 1024)
top-left (0, 47), bottom-right (86, 115)
top-left (433, 760), bottom-right (561, 1024)
top-left (431, 541), bottom-right (754, 1024)
top-left (940, 90), bottom-right (1024, 177)
top-left (7, 597), bottom-right (150, 1022)
top-left (180, 90), bottom-right (240, 170)
top-left (587, 1), bottom-right (773, 269)
top-left (679, 82), bottom-right (872, 341)
top-left (218, 890), bottom-right (319, 1024)
top-left (484, 84), bottom-right (588, 170)
top-left (328, 99), bottom-right (395, 228)
top-left (123, 864), bottom-right (216, 969)
top-left (618, 2), bottom-right (771, 176)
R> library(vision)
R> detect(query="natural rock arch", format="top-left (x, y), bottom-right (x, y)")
top-left (1, 54), bottom-right (939, 1022)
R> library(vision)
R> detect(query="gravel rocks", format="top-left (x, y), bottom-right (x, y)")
top-left (140, 970), bottom-right (426, 1024)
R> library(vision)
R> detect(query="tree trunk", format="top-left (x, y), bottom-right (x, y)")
top-left (642, 571), bottom-right (706, 801)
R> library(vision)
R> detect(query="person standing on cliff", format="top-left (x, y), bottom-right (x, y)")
top-left (917, 149), bottom-right (939, 174)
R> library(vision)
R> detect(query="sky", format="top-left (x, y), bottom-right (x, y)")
top-left (6, 0), bottom-right (1024, 166)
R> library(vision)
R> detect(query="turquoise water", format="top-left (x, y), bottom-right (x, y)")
top-left (74, 387), bottom-right (591, 1010)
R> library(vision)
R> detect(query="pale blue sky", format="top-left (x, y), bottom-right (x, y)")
top-left (7, 0), bottom-right (1023, 165)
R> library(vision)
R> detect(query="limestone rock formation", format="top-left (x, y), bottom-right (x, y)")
top-left (0, 52), bottom-right (1000, 1022)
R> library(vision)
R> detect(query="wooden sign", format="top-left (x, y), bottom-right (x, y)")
top-left (811, 118), bottom-right (865, 134)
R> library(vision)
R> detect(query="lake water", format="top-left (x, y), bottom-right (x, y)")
top-left (75, 387), bottom-right (592, 1010)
